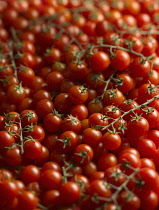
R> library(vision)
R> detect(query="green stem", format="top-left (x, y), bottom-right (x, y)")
top-left (18, 118), bottom-right (24, 154)
top-left (37, 203), bottom-right (48, 210)
top-left (102, 94), bottom-right (159, 130)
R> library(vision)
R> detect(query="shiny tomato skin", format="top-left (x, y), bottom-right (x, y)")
top-left (127, 116), bottom-right (149, 137)
top-left (102, 132), bottom-right (121, 151)
top-left (7, 84), bottom-right (26, 104)
top-left (58, 131), bottom-right (79, 152)
top-left (73, 144), bottom-right (93, 165)
top-left (17, 191), bottom-right (38, 210)
top-left (0, 131), bottom-right (15, 150)
top-left (82, 128), bottom-right (102, 147)
top-left (90, 51), bottom-right (110, 73)
top-left (68, 85), bottom-right (88, 104)
top-left (40, 169), bottom-right (62, 190)
top-left (59, 181), bottom-right (81, 206)
top-left (110, 50), bottom-right (130, 71)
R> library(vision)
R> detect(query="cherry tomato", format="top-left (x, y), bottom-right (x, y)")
top-left (59, 181), bottom-right (81, 206)
top-left (90, 51), bottom-right (110, 73)
top-left (73, 144), bottom-right (94, 165)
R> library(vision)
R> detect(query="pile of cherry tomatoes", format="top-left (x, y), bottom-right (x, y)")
top-left (0, 0), bottom-right (159, 209)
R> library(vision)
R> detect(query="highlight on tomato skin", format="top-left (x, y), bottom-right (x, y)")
top-left (0, 0), bottom-right (159, 209)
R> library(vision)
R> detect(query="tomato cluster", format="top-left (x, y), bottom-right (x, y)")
top-left (0, 0), bottom-right (159, 209)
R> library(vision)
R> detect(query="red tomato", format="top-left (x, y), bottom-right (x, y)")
top-left (129, 57), bottom-right (151, 78)
top-left (97, 153), bottom-right (118, 171)
top-left (61, 115), bottom-right (81, 133)
top-left (40, 169), bottom-right (62, 190)
top-left (82, 128), bottom-right (102, 147)
top-left (20, 165), bottom-right (41, 185)
top-left (58, 130), bottom-right (79, 152)
top-left (24, 125), bottom-right (45, 142)
top-left (7, 84), bottom-right (26, 104)
top-left (17, 191), bottom-right (38, 210)
top-left (43, 112), bottom-right (62, 133)
top-left (110, 50), bottom-right (130, 71)
top-left (102, 131), bottom-right (121, 151)
top-left (140, 107), bottom-right (159, 129)
top-left (90, 51), bottom-right (110, 73)
top-left (88, 179), bottom-right (111, 199)
top-left (73, 144), bottom-right (93, 165)
top-left (127, 116), bottom-right (149, 137)
top-left (68, 85), bottom-right (88, 104)
top-left (24, 140), bottom-right (42, 159)
top-left (59, 181), bottom-right (81, 206)
top-left (103, 89), bottom-right (124, 106)
top-left (0, 131), bottom-right (15, 150)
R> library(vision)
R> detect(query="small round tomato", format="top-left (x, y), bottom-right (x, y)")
top-left (59, 181), bottom-right (81, 206)
top-left (138, 83), bottom-right (159, 104)
top-left (88, 180), bottom-right (111, 199)
top-left (137, 168), bottom-right (159, 194)
top-left (136, 139), bottom-right (156, 158)
top-left (143, 70), bottom-right (159, 86)
top-left (147, 130), bottom-right (159, 148)
top-left (20, 165), bottom-right (41, 185)
top-left (140, 158), bottom-right (156, 170)
top-left (141, 107), bottom-right (159, 129)
top-left (17, 66), bottom-right (35, 87)
top-left (0, 180), bottom-right (18, 206)
top-left (102, 131), bottom-right (121, 151)
top-left (73, 144), bottom-right (93, 165)
top-left (41, 189), bottom-right (60, 208)
top-left (90, 51), bottom-right (110, 73)
top-left (0, 131), bottom-right (15, 150)
top-left (4, 123), bottom-right (20, 141)
top-left (7, 84), bottom-right (26, 104)
top-left (67, 61), bottom-right (88, 81)
top-left (119, 152), bottom-right (141, 174)
top-left (43, 112), bottom-right (62, 133)
top-left (89, 112), bottom-right (108, 130)
top-left (110, 50), bottom-right (130, 71)
top-left (90, 171), bottom-right (105, 182)
top-left (97, 153), bottom-right (118, 171)
top-left (40, 169), bottom-right (62, 190)
top-left (61, 115), bottom-right (81, 134)
top-left (46, 71), bottom-right (64, 92)
top-left (24, 125), bottom-right (45, 142)
top-left (23, 140), bottom-right (42, 159)
top-left (70, 104), bottom-right (88, 121)
top-left (33, 89), bottom-right (52, 105)
top-left (88, 99), bottom-right (103, 115)
top-left (127, 116), bottom-right (149, 137)
top-left (58, 131), bottom-right (79, 152)
top-left (41, 161), bottom-right (61, 173)
top-left (70, 174), bottom-right (90, 191)
top-left (113, 74), bottom-right (134, 94)
top-left (139, 190), bottom-right (158, 210)
top-left (20, 109), bottom-right (38, 127)
top-left (17, 191), bottom-right (38, 210)
top-left (103, 89), bottom-right (124, 106)
top-left (68, 85), bottom-right (88, 104)
top-left (36, 99), bottom-right (54, 119)
top-left (119, 99), bottom-right (140, 121)
top-left (102, 105), bottom-right (122, 121)
top-left (54, 93), bottom-right (72, 114)
top-left (82, 128), bottom-right (102, 147)
top-left (4, 146), bottom-right (23, 167)
top-left (118, 190), bottom-right (140, 210)
top-left (105, 165), bottom-right (126, 187)
top-left (129, 57), bottom-right (151, 78)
